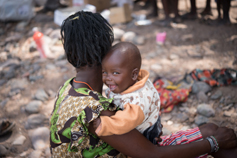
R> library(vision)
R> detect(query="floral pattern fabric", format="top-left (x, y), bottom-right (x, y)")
top-left (50, 78), bottom-right (125, 158)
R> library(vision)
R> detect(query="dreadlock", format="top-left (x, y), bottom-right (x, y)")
top-left (61, 11), bottom-right (114, 68)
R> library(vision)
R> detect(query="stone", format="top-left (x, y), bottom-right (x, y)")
top-left (25, 114), bottom-right (47, 129)
top-left (15, 22), bottom-right (29, 32)
top-left (223, 108), bottom-right (235, 117)
top-left (34, 89), bottom-right (49, 101)
top-left (188, 107), bottom-right (197, 116)
top-left (3, 66), bottom-right (17, 79)
top-left (179, 107), bottom-right (189, 113)
top-left (0, 28), bottom-right (4, 36)
top-left (0, 99), bottom-right (8, 108)
top-left (210, 90), bottom-right (222, 100)
top-left (189, 117), bottom-right (195, 123)
top-left (28, 150), bottom-right (42, 158)
top-left (156, 44), bottom-right (166, 54)
top-left (219, 97), bottom-right (225, 103)
top-left (5, 33), bottom-right (22, 43)
top-left (133, 36), bottom-right (145, 45)
top-left (180, 125), bottom-right (191, 131)
top-left (0, 145), bottom-right (8, 157)
top-left (29, 41), bottom-right (37, 52)
top-left (32, 64), bottom-right (41, 73)
top-left (0, 52), bottom-right (8, 62)
top-left (8, 88), bottom-right (21, 97)
top-left (161, 114), bottom-right (172, 122)
top-left (174, 113), bottom-right (189, 122)
top-left (181, 34), bottom-right (193, 41)
top-left (44, 28), bottom-right (53, 36)
top-left (34, 14), bottom-right (54, 23)
top-left (47, 89), bottom-right (56, 98)
top-left (191, 81), bottom-right (212, 94)
top-left (195, 115), bottom-right (209, 126)
top-left (9, 78), bottom-right (28, 91)
top-left (169, 54), bottom-right (179, 60)
top-left (0, 59), bottom-right (20, 71)
top-left (146, 52), bottom-right (157, 59)
top-left (222, 103), bottom-right (234, 111)
top-left (197, 91), bottom-right (208, 103)
top-left (45, 64), bottom-right (56, 70)
top-left (12, 135), bottom-right (26, 145)
top-left (49, 29), bottom-right (61, 39)
top-left (162, 127), bottom-right (172, 135)
top-left (55, 59), bottom-right (68, 67)
top-left (0, 79), bottom-right (7, 86)
top-left (197, 103), bottom-right (215, 117)
top-left (167, 120), bottom-right (173, 125)
top-left (56, 54), bottom-right (66, 61)
top-left (50, 46), bottom-right (64, 55)
top-left (150, 64), bottom-right (162, 72)
top-left (29, 75), bottom-right (44, 82)
top-left (121, 31), bottom-right (136, 42)
top-left (29, 127), bottom-right (50, 150)
top-left (113, 28), bottom-right (125, 40)
top-left (25, 100), bottom-right (42, 114)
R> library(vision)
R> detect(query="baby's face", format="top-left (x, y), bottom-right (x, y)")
top-left (102, 51), bottom-right (135, 93)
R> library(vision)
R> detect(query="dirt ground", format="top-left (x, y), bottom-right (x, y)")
top-left (0, 0), bottom-right (237, 157)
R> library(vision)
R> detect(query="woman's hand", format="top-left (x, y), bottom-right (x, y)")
top-left (92, 110), bottom-right (116, 131)
top-left (213, 127), bottom-right (237, 149)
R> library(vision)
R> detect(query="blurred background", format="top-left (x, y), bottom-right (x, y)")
top-left (0, 0), bottom-right (236, 157)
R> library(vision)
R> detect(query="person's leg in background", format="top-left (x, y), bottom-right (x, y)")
top-left (44, 0), bottom-right (67, 11)
top-left (181, 0), bottom-right (198, 20)
top-left (201, 0), bottom-right (212, 16)
top-left (150, 0), bottom-right (159, 17)
top-left (216, 0), bottom-right (222, 20)
top-left (190, 0), bottom-right (197, 15)
top-left (159, 0), bottom-right (172, 26)
top-left (161, 0), bottom-right (170, 20)
top-left (222, 0), bottom-right (231, 24)
top-left (172, 0), bottom-right (182, 23)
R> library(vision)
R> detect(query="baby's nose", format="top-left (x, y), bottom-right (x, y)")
top-left (105, 74), bottom-right (112, 81)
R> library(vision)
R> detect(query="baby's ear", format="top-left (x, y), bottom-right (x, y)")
top-left (132, 68), bottom-right (139, 81)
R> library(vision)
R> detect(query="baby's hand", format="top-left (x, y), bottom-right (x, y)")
top-left (93, 118), bottom-right (101, 130)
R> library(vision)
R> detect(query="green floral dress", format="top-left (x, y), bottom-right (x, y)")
top-left (50, 78), bottom-right (126, 158)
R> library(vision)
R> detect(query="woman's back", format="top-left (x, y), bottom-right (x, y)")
top-left (50, 78), bottom-right (126, 158)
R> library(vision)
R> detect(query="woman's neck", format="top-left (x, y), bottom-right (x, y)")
top-left (73, 65), bottom-right (103, 94)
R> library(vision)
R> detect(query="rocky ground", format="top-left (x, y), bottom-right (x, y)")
top-left (0, 0), bottom-right (237, 157)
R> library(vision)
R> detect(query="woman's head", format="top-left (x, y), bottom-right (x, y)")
top-left (61, 11), bottom-right (114, 69)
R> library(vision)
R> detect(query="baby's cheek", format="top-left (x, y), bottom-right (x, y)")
top-left (102, 76), bottom-right (106, 83)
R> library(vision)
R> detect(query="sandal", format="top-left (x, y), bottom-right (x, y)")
top-left (0, 120), bottom-right (15, 136)
top-left (200, 10), bottom-right (213, 16)
top-left (155, 18), bottom-right (172, 27)
top-left (181, 12), bottom-right (198, 20)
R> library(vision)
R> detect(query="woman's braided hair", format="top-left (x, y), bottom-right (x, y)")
top-left (61, 11), bottom-right (114, 68)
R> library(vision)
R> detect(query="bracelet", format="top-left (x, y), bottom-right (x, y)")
top-left (210, 136), bottom-right (219, 152)
top-left (206, 136), bottom-right (219, 153)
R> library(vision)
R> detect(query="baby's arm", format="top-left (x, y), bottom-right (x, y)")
top-left (94, 103), bottom-right (145, 136)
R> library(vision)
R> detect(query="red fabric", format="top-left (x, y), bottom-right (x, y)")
top-left (153, 79), bottom-right (189, 113)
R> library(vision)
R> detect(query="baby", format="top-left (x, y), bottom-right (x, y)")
top-left (94, 42), bottom-right (162, 144)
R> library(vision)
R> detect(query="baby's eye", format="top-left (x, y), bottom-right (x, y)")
top-left (102, 71), bottom-right (107, 74)
top-left (113, 72), bottom-right (119, 75)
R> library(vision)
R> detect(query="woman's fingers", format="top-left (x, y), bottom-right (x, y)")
top-left (214, 127), bottom-right (237, 149)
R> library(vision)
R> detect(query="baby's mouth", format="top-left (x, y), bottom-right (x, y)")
top-left (108, 85), bottom-right (117, 91)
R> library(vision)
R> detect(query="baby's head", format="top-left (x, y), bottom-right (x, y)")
top-left (102, 42), bottom-right (141, 93)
